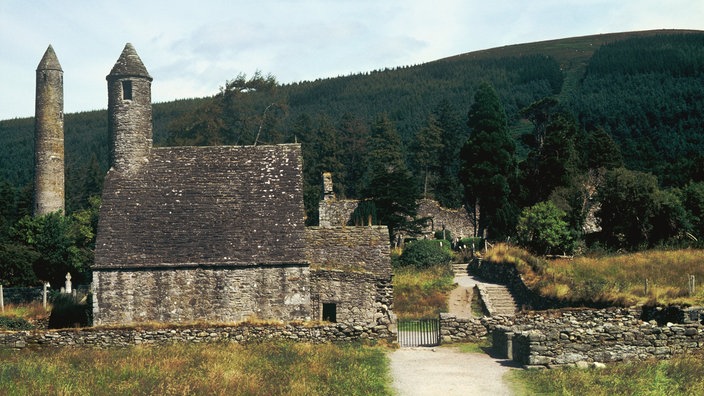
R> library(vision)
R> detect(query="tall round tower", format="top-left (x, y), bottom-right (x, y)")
top-left (34, 45), bottom-right (65, 216)
top-left (106, 43), bottom-right (153, 173)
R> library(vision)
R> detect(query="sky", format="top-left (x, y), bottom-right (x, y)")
top-left (1, 0), bottom-right (702, 120)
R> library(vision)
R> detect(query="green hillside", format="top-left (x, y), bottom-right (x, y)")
top-left (1, 29), bottom-right (702, 215)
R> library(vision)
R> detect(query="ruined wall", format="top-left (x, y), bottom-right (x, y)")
top-left (318, 199), bottom-right (360, 227)
top-left (416, 199), bottom-right (475, 239)
top-left (93, 265), bottom-right (311, 325)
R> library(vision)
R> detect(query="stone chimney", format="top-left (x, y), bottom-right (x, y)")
top-left (106, 43), bottom-right (153, 173)
top-left (322, 172), bottom-right (335, 201)
top-left (34, 45), bottom-right (65, 215)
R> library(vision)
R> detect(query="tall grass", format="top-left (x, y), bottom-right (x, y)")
top-left (0, 342), bottom-right (392, 395)
top-left (483, 244), bottom-right (704, 306)
top-left (393, 264), bottom-right (455, 319)
top-left (513, 354), bottom-right (704, 396)
top-left (1, 301), bottom-right (49, 321)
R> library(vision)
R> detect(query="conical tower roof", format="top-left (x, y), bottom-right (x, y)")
top-left (107, 43), bottom-right (152, 81)
top-left (37, 45), bottom-right (62, 71)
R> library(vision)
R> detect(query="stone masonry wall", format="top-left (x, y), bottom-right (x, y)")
top-left (416, 199), bottom-right (475, 239)
top-left (305, 226), bottom-right (392, 277)
top-left (305, 226), bottom-right (394, 328)
top-left (0, 321), bottom-right (395, 351)
top-left (93, 265), bottom-right (311, 325)
top-left (311, 270), bottom-right (393, 328)
top-left (498, 308), bottom-right (704, 367)
top-left (439, 313), bottom-right (514, 343)
top-left (318, 199), bottom-right (360, 227)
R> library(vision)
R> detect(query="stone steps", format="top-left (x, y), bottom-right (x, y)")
top-left (476, 284), bottom-right (519, 316)
top-left (452, 263), bottom-right (468, 277)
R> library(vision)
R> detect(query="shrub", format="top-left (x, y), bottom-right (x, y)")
top-left (433, 229), bottom-right (452, 243)
top-left (48, 293), bottom-right (91, 329)
top-left (398, 239), bottom-right (453, 269)
top-left (0, 316), bottom-right (35, 330)
top-left (459, 237), bottom-right (485, 250)
top-left (516, 201), bottom-right (575, 255)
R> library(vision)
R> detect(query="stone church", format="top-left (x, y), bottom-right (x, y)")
top-left (33, 44), bottom-right (394, 329)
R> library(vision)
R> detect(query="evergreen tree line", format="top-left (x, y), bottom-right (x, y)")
top-left (1, 32), bottom-right (704, 285)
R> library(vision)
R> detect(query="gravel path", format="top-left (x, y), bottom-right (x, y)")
top-left (389, 272), bottom-right (518, 395)
top-left (389, 346), bottom-right (517, 395)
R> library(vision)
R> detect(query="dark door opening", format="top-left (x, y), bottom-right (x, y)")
top-left (322, 303), bottom-right (337, 323)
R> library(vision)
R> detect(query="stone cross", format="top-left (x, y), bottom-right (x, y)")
top-left (64, 272), bottom-right (72, 294)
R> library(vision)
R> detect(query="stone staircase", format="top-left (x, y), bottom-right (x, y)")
top-left (475, 283), bottom-right (519, 317)
top-left (452, 263), bottom-right (468, 277)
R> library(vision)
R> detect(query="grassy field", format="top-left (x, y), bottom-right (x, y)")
top-left (0, 341), bottom-right (392, 396)
top-left (484, 244), bottom-right (704, 306)
top-left (512, 353), bottom-right (704, 396)
top-left (392, 263), bottom-right (456, 319)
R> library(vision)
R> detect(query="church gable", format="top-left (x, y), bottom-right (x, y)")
top-left (94, 144), bottom-right (306, 269)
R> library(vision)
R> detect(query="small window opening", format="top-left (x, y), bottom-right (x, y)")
top-left (122, 80), bottom-right (133, 100)
top-left (322, 303), bottom-right (337, 323)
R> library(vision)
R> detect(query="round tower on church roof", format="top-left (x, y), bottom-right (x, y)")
top-left (107, 43), bottom-right (153, 173)
top-left (34, 44), bottom-right (65, 215)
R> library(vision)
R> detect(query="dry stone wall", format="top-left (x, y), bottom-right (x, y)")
top-left (0, 322), bottom-right (395, 351)
top-left (496, 308), bottom-right (704, 367)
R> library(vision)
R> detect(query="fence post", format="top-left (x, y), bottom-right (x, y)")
top-left (43, 282), bottom-right (49, 309)
top-left (1, 284), bottom-right (4, 313)
top-left (689, 275), bottom-right (696, 297)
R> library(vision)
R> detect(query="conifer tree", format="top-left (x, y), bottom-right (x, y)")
top-left (460, 82), bottom-right (518, 239)
top-left (362, 114), bottom-right (421, 242)
top-left (412, 115), bottom-right (443, 199)
top-left (433, 99), bottom-right (467, 209)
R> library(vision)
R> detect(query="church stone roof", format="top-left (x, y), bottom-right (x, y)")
top-left (37, 45), bottom-right (62, 71)
top-left (94, 144), bottom-right (307, 269)
top-left (107, 43), bottom-right (152, 81)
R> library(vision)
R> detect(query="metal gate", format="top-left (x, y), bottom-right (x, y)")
top-left (397, 318), bottom-right (440, 347)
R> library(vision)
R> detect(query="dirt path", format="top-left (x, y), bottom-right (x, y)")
top-left (389, 346), bottom-right (517, 395)
top-left (448, 286), bottom-right (473, 318)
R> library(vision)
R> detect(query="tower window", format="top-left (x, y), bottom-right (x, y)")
top-left (322, 303), bottom-right (337, 323)
top-left (122, 80), bottom-right (132, 100)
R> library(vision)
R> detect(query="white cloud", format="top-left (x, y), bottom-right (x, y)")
top-left (0, 0), bottom-right (702, 119)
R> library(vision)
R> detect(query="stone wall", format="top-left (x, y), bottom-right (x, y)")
top-left (439, 313), bottom-right (513, 343)
top-left (306, 226), bottom-right (394, 327)
top-left (305, 226), bottom-right (392, 277)
top-left (416, 199), bottom-right (475, 239)
top-left (318, 199), bottom-right (360, 227)
top-left (496, 308), bottom-right (704, 367)
top-left (93, 265), bottom-right (312, 325)
top-left (311, 270), bottom-right (393, 328)
top-left (0, 321), bottom-right (395, 351)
